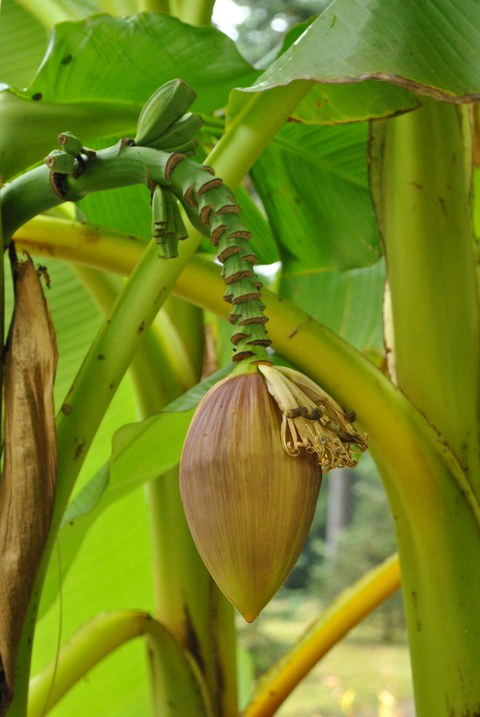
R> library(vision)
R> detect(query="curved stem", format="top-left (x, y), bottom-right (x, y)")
top-left (14, 216), bottom-right (145, 275)
top-left (244, 555), bottom-right (400, 717)
top-left (28, 610), bottom-right (150, 717)
top-left (14, 217), bottom-right (476, 513)
top-left (369, 98), bottom-right (480, 717)
top-left (208, 81), bottom-right (314, 187)
top-left (28, 610), bottom-right (213, 717)
top-left (175, 0), bottom-right (216, 26)
top-left (1, 143), bottom-right (165, 240)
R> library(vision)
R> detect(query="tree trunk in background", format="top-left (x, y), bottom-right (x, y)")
top-left (325, 470), bottom-right (354, 563)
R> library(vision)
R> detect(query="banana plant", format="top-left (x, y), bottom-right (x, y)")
top-left (0, 1), bottom-right (480, 717)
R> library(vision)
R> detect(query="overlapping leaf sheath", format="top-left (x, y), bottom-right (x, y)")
top-left (0, 254), bottom-right (57, 710)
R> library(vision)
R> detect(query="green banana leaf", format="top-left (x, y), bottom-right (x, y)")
top-left (247, 0), bottom-right (480, 101)
top-left (0, 0), bottom-right (48, 88)
top-left (32, 490), bottom-right (155, 717)
top-left (251, 120), bottom-right (380, 273)
top-left (280, 259), bottom-right (385, 360)
top-left (26, 13), bottom-right (256, 110)
top-left (247, 17), bottom-right (418, 125)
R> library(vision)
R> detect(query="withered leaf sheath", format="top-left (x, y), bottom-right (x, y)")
top-left (180, 373), bottom-right (321, 622)
top-left (0, 254), bottom-right (57, 710)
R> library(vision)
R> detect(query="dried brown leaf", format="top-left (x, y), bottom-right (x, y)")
top-left (0, 254), bottom-right (57, 711)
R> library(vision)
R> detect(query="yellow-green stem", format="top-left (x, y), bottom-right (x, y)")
top-left (28, 611), bottom-right (148, 716)
top-left (136, 0), bottom-right (170, 12)
top-left (135, 324), bottom-right (238, 717)
top-left (370, 98), bottom-right (480, 716)
top-left (245, 555), bottom-right (400, 717)
top-left (175, 0), bottom-right (216, 26)
top-left (28, 611), bottom-right (212, 717)
top-left (208, 81), bottom-right (314, 187)
top-left (370, 99), bottom-right (480, 488)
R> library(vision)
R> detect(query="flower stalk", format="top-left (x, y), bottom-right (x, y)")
top-left (177, 158), bottom-right (367, 618)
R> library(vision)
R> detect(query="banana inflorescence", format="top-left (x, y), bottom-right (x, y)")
top-left (134, 78), bottom-right (202, 155)
top-left (135, 79), bottom-right (203, 258)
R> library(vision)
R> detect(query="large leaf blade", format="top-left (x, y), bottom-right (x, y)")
top-left (26, 13), bottom-right (256, 111)
top-left (251, 121), bottom-right (380, 273)
top-left (268, 17), bottom-right (418, 124)
top-left (0, 0), bottom-right (49, 89)
top-left (33, 490), bottom-right (155, 717)
top-left (280, 260), bottom-right (385, 360)
top-left (247, 0), bottom-right (480, 101)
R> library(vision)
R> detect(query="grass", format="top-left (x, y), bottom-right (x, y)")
top-left (239, 593), bottom-right (413, 717)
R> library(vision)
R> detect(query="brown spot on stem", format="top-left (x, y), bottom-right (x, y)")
top-left (217, 246), bottom-right (240, 263)
top-left (241, 253), bottom-right (258, 264)
top-left (232, 350), bottom-right (256, 362)
top-left (199, 204), bottom-right (214, 225)
top-left (247, 338), bottom-right (271, 347)
top-left (211, 225), bottom-right (228, 246)
top-left (198, 178), bottom-right (222, 195)
top-left (239, 316), bottom-right (269, 325)
top-left (75, 442), bottom-right (85, 459)
top-left (223, 269), bottom-right (253, 285)
top-left (231, 292), bottom-right (262, 304)
top-left (228, 230), bottom-right (251, 241)
top-left (215, 204), bottom-right (240, 215)
top-left (164, 153), bottom-right (187, 181)
top-left (183, 185), bottom-right (197, 207)
top-left (183, 607), bottom-right (205, 672)
top-left (231, 332), bottom-right (249, 345)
